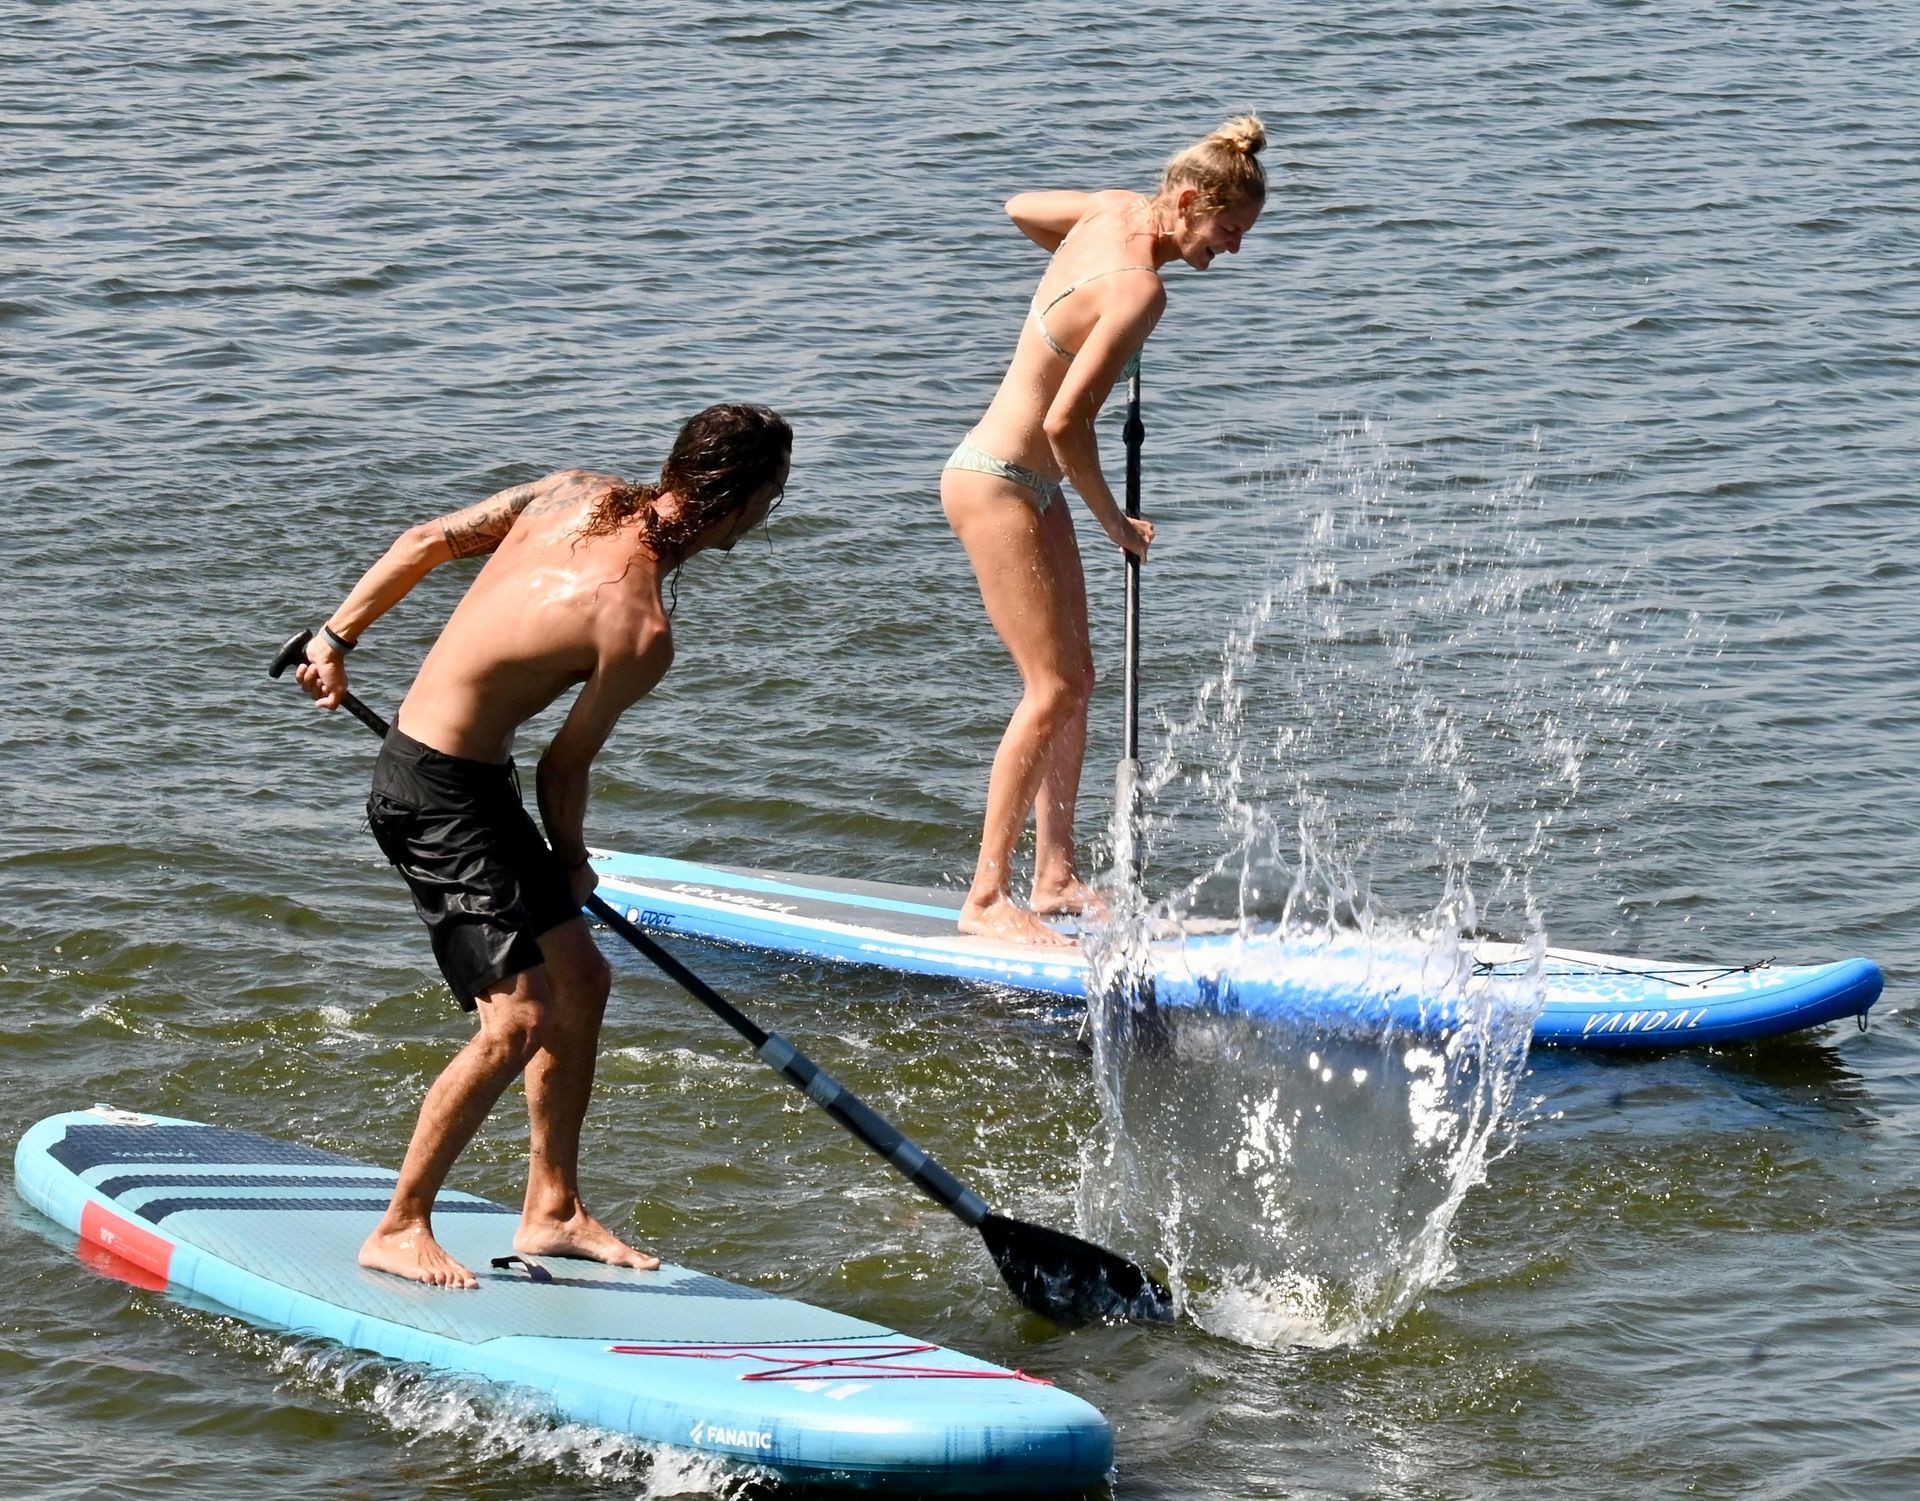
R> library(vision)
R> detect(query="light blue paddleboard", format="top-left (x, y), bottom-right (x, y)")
top-left (590, 850), bottom-right (1883, 1050)
top-left (14, 1107), bottom-right (1112, 1492)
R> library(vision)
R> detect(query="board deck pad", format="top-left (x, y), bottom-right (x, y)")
top-left (15, 1109), bottom-right (1112, 1492)
top-left (590, 850), bottom-right (1884, 1050)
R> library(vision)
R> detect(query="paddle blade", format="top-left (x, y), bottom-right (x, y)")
top-left (978, 1211), bottom-right (1172, 1326)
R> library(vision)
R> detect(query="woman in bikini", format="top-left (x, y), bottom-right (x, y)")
top-left (943, 115), bottom-right (1267, 946)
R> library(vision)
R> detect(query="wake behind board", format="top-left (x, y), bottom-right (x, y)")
top-left (591, 851), bottom-right (1883, 1051)
top-left (14, 1108), bottom-right (1111, 1493)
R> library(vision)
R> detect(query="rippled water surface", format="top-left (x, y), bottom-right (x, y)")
top-left (5, 3), bottom-right (1917, 1498)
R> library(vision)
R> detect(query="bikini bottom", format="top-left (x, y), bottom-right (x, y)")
top-left (943, 436), bottom-right (1063, 515)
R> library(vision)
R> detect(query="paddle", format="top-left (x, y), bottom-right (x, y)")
top-left (1103, 367), bottom-right (1169, 1049)
top-left (268, 629), bottom-right (1171, 1325)
top-left (1115, 365), bottom-right (1145, 887)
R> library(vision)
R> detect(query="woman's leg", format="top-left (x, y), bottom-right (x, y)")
top-left (1029, 495), bottom-right (1100, 915)
top-left (943, 468), bottom-right (1085, 946)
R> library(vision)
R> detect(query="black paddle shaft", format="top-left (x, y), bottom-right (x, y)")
top-left (1115, 369), bottom-right (1145, 886)
top-left (265, 629), bottom-right (1170, 1323)
top-left (270, 633), bottom-right (986, 1222)
top-left (1122, 368), bottom-right (1143, 768)
top-left (585, 892), bottom-right (993, 1227)
top-left (585, 890), bottom-right (1166, 1321)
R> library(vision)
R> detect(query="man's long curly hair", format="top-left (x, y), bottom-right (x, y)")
top-left (582, 403), bottom-right (791, 561)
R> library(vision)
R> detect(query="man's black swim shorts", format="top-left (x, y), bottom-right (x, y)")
top-left (366, 726), bottom-right (578, 1009)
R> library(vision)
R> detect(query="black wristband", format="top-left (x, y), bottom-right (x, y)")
top-left (321, 624), bottom-right (357, 654)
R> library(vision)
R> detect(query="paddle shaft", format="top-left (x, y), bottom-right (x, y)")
top-left (1116, 367), bottom-right (1144, 884)
top-left (267, 629), bottom-right (990, 1227)
top-left (587, 892), bottom-right (989, 1226)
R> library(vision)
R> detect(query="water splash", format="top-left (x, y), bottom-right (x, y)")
top-left (1080, 928), bottom-right (1539, 1349)
top-left (1081, 422), bottom-right (1698, 1348)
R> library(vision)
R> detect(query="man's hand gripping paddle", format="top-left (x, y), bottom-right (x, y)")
top-left (269, 629), bottom-right (1172, 1326)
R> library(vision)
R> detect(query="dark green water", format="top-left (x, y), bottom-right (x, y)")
top-left (5, 4), bottom-right (1916, 1497)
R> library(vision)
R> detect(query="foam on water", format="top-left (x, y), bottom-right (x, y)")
top-left (1078, 423), bottom-right (1699, 1349)
top-left (253, 1329), bottom-right (771, 1496)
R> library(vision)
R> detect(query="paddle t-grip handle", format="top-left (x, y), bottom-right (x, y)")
top-left (268, 628), bottom-right (392, 738)
top-left (267, 629), bottom-right (313, 680)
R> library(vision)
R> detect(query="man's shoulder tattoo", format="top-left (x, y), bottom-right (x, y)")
top-left (525, 469), bottom-right (612, 518)
top-left (442, 482), bottom-right (538, 558)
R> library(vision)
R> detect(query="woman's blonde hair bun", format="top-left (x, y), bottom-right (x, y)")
top-left (1207, 114), bottom-right (1267, 158)
top-left (1161, 113), bottom-right (1269, 211)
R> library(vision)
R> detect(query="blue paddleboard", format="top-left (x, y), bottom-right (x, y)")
top-left (14, 1107), bottom-right (1112, 1492)
top-left (590, 851), bottom-right (1883, 1050)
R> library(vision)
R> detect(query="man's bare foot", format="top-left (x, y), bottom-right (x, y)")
top-left (1031, 878), bottom-right (1109, 922)
top-left (957, 894), bottom-right (1077, 947)
top-left (359, 1221), bottom-right (478, 1289)
top-left (515, 1211), bottom-right (661, 1271)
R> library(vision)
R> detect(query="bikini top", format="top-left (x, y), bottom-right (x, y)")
top-left (1030, 263), bottom-right (1157, 380)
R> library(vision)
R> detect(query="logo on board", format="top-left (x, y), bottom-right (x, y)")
top-left (688, 1418), bottom-right (774, 1450)
top-left (1580, 1007), bottom-right (1706, 1036)
top-left (671, 882), bottom-right (800, 916)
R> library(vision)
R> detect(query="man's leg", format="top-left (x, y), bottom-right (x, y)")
top-left (512, 916), bottom-right (661, 1270)
top-left (358, 973), bottom-right (552, 1289)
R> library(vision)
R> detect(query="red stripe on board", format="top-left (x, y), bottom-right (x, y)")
top-left (79, 1201), bottom-right (174, 1284)
top-left (606, 1342), bottom-right (1052, 1384)
top-left (76, 1235), bottom-right (171, 1293)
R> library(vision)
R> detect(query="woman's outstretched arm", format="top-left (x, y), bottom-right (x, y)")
top-left (1004, 190), bottom-right (1095, 251)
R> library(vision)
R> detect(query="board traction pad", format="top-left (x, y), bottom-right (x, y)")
top-left (53, 1119), bottom-right (876, 1344)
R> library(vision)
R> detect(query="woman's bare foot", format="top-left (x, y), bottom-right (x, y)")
top-left (1031, 877), bottom-right (1109, 921)
top-left (359, 1220), bottom-right (478, 1289)
top-left (957, 894), bottom-right (1077, 947)
top-left (515, 1211), bottom-right (661, 1271)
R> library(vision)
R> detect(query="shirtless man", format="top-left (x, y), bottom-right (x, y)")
top-left (295, 403), bottom-right (791, 1288)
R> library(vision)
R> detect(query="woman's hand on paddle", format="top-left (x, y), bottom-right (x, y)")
top-left (294, 639), bottom-right (350, 710)
top-left (1106, 512), bottom-right (1154, 561)
top-left (567, 858), bottom-right (597, 907)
